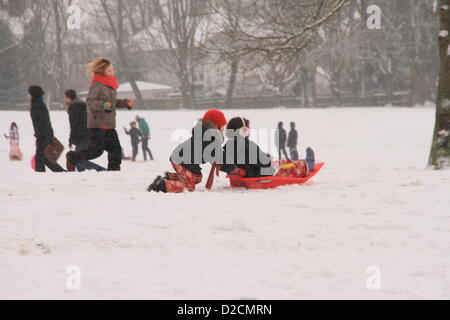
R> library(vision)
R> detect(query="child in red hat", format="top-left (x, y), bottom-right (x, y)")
top-left (148, 108), bottom-right (227, 193)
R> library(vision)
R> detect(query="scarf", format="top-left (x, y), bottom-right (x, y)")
top-left (91, 74), bottom-right (119, 89)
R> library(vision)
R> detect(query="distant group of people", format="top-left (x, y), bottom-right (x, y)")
top-left (24, 57), bottom-right (158, 172)
top-left (123, 116), bottom-right (153, 162)
top-left (275, 121), bottom-right (299, 161)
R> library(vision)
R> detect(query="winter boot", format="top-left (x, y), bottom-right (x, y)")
top-left (305, 147), bottom-right (315, 172)
top-left (164, 171), bottom-right (179, 181)
top-left (66, 151), bottom-right (75, 172)
top-left (147, 176), bottom-right (167, 193)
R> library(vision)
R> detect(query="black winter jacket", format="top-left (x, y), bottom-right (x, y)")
top-left (124, 127), bottom-right (142, 145)
top-left (30, 97), bottom-right (54, 144)
top-left (287, 129), bottom-right (298, 149)
top-left (170, 120), bottom-right (223, 175)
top-left (275, 128), bottom-right (287, 147)
top-left (220, 137), bottom-right (275, 178)
top-left (68, 99), bottom-right (89, 146)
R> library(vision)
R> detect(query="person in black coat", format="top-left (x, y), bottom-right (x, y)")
top-left (65, 89), bottom-right (105, 172)
top-left (66, 90), bottom-right (89, 149)
top-left (123, 121), bottom-right (143, 161)
top-left (220, 117), bottom-right (275, 178)
top-left (148, 108), bottom-right (227, 193)
top-left (29, 85), bottom-right (65, 172)
top-left (220, 117), bottom-right (317, 180)
top-left (287, 121), bottom-right (299, 161)
top-left (275, 121), bottom-right (289, 160)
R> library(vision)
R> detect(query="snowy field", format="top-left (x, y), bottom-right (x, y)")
top-left (0, 107), bottom-right (449, 300)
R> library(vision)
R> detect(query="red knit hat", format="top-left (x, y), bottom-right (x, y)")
top-left (202, 109), bottom-right (227, 128)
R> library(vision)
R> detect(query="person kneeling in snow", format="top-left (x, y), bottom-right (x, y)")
top-left (218, 117), bottom-right (316, 179)
top-left (147, 109), bottom-right (227, 193)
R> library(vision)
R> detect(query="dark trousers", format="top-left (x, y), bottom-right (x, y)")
top-left (74, 142), bottom-right (106, 172)
top-left (141, 134), bottom-right (154, 160)
top-left (70, 129), bottom-right (122, 171)
top-left (131, 142), bottom-right (139, 161)
top-left (289, 147), bottom-right (299, 161)
top-left (278, 146), bottom-right (290, 160)
top-left (35, 139), bottom-right (65, 172)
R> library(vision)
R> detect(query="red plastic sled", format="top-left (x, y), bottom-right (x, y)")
top-left (227, 162), bottom-right (325, 190)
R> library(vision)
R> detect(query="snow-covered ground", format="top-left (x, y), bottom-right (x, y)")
top-left (0, 107), bottom-right (449, 299)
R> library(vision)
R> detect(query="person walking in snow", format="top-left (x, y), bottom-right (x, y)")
top-left (4, 122), bottom-right (23, 161)
top-left (287, 121), bottom-right (299, 161)
top-left (123, 121), bottom-right (142, 162)
top-left (275, 121), bottom-right (289, 160)
top-left (65, 89), bottom-right (105, 172)
top-left (66, 57), bottom-right (134, 171)
top-left (29, 85), bottom-right (65, 172)
top-left (147, 108), bottom-right (227, 193)
top-left (136, 115), bottom-right (154, 161)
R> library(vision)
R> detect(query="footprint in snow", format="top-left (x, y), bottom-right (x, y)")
top-left (214, 220), bottom-right (253, 233)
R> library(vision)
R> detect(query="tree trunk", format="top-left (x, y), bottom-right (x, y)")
top-left (189, 66), bottom-right (197, 109)
top-left (225, 57), bottom-right (239, 109)
top-left (408, 0), bottom-right (430, 106)
top-left (117, 45), bottom-right (145, 108)
top-left (302, 70), bottom-right (309, 108)
top-left (384, 73), bottom-right (394, 105)
top-left (116, 1), bottom-right (144, 108)
top-left (102, 0), bottom-right (145, 107)
top-left (330, 70), bottom-right (342, 107)
top-left (428, 0), bottom-right (450, 169)
top-left (311, 65), bottom-right (317, 108)
top-left (52, 0), bottom-right (64, 104)
top-left (179, 68), bottom-right (194, 109)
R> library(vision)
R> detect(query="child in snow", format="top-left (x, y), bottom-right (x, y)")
top-left (220, 117), bottom-right (275, 178)
top-left (219, 117), bottom-right (316, 179)
top-left (4, 122), bottom-right (23, 161)
top-left (147, 108), bottom-right (227, 193)
top-left (123, 121), bottom-right (142, 162)
top-left (66, 57), bottom-right (134, 171)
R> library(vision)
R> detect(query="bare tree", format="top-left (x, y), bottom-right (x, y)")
top-left (207, 0), bottom-right (348, 107)
top-left (51, 0), bottom-right (67, 103)
top-left (429, 0), bottom-right (450, 169)
top-left (15, 0), bottom-right (63, 106)
top-left (136, 0), bottom-right (207, 109)
top-left (203, 0), bottom-right (246, 108)
top-left (211, 0), bottom-right (348, 66)
top-left (98, 0), bottom-right (145, 107)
